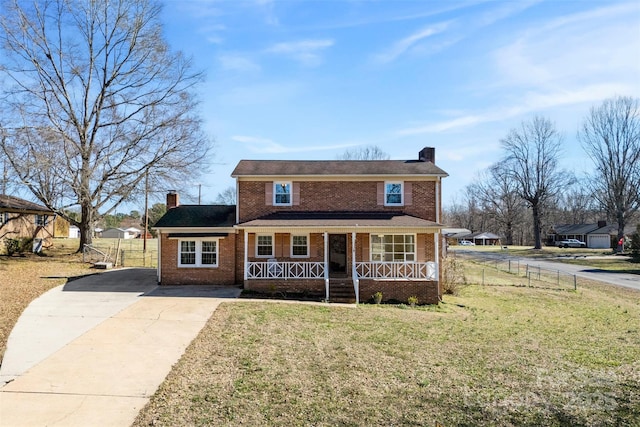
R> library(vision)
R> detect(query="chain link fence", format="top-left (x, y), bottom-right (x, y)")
top-left (453, 251), bottom-right (578, 291)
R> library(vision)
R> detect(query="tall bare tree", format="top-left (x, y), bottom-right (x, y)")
top-left (215, 186), bottom-right (237, 205)
top-left (579, 96), bottom-right (640, 251)
top-left (0, 0), bottom-right (210, 250)
top-left (469, 162), bottom-right (525, 245)
top-left (338, 145), bottom-right (390, 160)
top-left (501, 116), bottom-right (572, 249)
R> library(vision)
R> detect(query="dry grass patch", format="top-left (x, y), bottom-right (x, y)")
top-left (134, 277), bottom-right (639, 426)
top-left (0, 251), bottom-right (93, 360)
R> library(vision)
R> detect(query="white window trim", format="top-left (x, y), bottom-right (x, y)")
top-left (370, 233), bottom-right (416, 262)
top-left (291, 234), bottom-right (310, 258)
top-left (384, 181), bottom-right (404, 206)
top-left (35, 214), bottom-right (48, 226)
top-left (255, 233), bottom-right (274, 258)
top-left (273, 181), bottom-right (292, 206)
top-left (178, 238), bottom-right (219, 268)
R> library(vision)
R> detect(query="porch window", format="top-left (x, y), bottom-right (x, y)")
top-left (179, 239), bottom-right (218, 267)
top-left (35, 214), bottom-right (48, 226)
top-left (385, 182), bottom-right (403, 206)
top-left (274, 182), bottom-right (292, 206)
top-left (256, 234), bottom-right (273, 257)
top-left (291, 235), bottom-right (308, 257)
top-left (371, 234), bottom-right (415, 262)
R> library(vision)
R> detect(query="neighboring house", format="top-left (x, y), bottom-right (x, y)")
top-left (101, 227), bottom-right (136, 239)
top-left (154, 147), bottom-right (448, 304)
top-left (69, 225), bottom-right (81, 239)
top-left (0, 194), bottom-right (55, 252)
top-left (125, 227), bottom-right (142, 238)
top-left (550, 221), bottom-right (636, 249)
top-left (461, 231), bottom-right (501, 246)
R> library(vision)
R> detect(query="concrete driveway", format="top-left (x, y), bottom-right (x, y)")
top-left (0, 268), bottom-right (241, 427)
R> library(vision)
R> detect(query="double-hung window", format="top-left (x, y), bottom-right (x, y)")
top-left (256, 234), bottom-right (274, 257)
top-left (0, 212), bottom-right (7, 225)
top-left (274, 182), bottom-right (292, 206)
top-left (291, 235), bottom-right (308, 257)
top-left (384, 182), bottom-right (403, 206)
top-left (35, 214), bottom-right (48, 226)
top-left (178, 239), bottom-right (218, 267)
top-left (371, 234), bottom-right (415, 262)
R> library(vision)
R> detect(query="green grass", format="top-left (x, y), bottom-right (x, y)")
top-left (133, 266), bottom-right (640, 426)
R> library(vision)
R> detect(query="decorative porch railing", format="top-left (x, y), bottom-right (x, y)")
top-left (247, 261), bottom-right (325, 279)
top-left (355, 262), bottom-right (438, 280)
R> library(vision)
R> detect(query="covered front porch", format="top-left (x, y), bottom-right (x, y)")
top-left (237, 212), bottom-right (442, 303)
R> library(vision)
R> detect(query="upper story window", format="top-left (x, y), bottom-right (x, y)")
top-left (385, 182), bottom-right (403, 206)
top-left (179, 239), bottom-right (218, 267)
top-left (0, 212), bottom-right (7, 225)
top-left (291, 235), bottom-right (309, 257)
top-left (35, 214), bottom-right (48, 226)
top-left (256, 234), bottom-right (274, 257)
top-left (274, 182), bottom-right (292, 206)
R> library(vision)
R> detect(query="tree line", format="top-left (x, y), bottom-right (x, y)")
top-left (444, 96), bottom-right (640, 250)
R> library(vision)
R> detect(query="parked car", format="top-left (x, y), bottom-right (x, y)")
top-left (459, 240), bottom-right (475, 246)
top-left (556, 239), bottom-right (586, 248)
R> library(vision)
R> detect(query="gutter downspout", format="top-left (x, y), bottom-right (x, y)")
top-left (157, 231), bottom-right (162, 284)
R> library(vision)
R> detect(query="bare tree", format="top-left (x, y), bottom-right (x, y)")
top-left (501, 116), bottom-right (572, 249)
top-left (215, 186), bottom-right (237, 205)
top-left (338, 145), bottom-right (390, 160)
top-left (0, 0), bottom-right (210, 250)
top-left (469, 162), bottom-right (526, 245)
top-left (579, 96), bottom-right (640, 251)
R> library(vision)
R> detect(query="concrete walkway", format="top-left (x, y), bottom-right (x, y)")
top-left (0, 268), bottom-right (241, 427)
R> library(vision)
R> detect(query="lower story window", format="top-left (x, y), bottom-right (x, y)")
top-left (371, 234), bottom-right (415, 262)
top-left (256, 235), bottom-right (273, 257)
top-left (179, 239), bottom-right (218, 267)
top-left (291, 235), bottom-right (308, 257)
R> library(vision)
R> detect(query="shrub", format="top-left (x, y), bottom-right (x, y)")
top-left (372, 291), bottom-right (383, 304)
top-left (407, 295), bottom-right (418, 307)
top-left (3, 237), bottom-right (32, 256)
top-left (441, 255), bottom-right (466, 295)
top-left (630, 227), bottom-right (640, 263)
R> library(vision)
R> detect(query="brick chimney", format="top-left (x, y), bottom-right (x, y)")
top-left (597, 220), bottom-right (606, 228)
top-left (166, 190), bottom-right (179, 209)
top-left (419, 147), bottom-right (435, 163)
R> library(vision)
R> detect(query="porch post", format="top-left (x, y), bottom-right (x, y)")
top-left (324, 232), bottom-right (329, 301)
top-left (434, 231), bottom-right (440, 282)
top-left (352, 231), bottom-right (359, 304)
top-left (244, 230), bottom-right (248, 281)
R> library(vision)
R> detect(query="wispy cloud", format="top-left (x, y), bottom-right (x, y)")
top-left (265, 39), bottom-right (334, 67)
top-left (374, 22), bottom-right (450, 63)
top-left (218, 54), bottom-right (261, 73)
top-left (232, 135), bottom-right (356, 154)
top-left (397, 84), bottom-right (631, 135)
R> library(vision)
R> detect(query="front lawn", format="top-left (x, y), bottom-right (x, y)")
top-left (134, 278), bottom-right (640, 425)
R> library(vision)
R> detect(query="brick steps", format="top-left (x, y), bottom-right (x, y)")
top-left (329, 280), bottom-right (356, 303)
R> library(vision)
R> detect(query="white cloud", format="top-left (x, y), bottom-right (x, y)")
top-left (232, 135), bottom-right (356, 154)
top-left (265, 39), bottom-right (334, 67)
top-left (374, 22), bottom-right (450, 63)
top-left (218, 54), bottom-right (261, 73)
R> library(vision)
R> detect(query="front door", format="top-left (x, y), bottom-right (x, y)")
top-left (329, 234), bottom-right (347, 276)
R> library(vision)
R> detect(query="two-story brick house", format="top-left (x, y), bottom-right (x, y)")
top-left (154, 147), bottom-right (448, 304)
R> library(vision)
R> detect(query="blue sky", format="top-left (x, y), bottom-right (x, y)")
top-left (160, 0), bottom-right (640, 207)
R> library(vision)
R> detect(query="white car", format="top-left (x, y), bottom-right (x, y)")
top-left (557, 239), bottom-right (586, 248)
top-left (459, 240), bottom-right (475, 246)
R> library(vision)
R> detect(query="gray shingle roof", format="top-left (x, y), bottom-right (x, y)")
top-left (238, 211), bottom-right (442, 228)
top-left (231, 159), bottom-right (448, 177)
top-left (0, 194), bottom-right (52, 213)
top-left (153, 205), bottom-right (236, 228)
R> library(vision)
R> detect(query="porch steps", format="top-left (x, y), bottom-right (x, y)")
top-left (329, 280), bottom-right (356, 304)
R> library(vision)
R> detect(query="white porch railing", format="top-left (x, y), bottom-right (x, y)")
top-left (355, 262), bottom-right (438, 280)
top-left (247, 261), bottom-right (325, 279)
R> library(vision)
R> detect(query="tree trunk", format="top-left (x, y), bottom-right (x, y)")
top-left (78, 199), bottom-right (93, 253)
top-left (532, 204), bottom-right (542, 249)
top-left (617, 211), bottom-right (625, 253)
top-left (505, 221), bottom-right (514, 246)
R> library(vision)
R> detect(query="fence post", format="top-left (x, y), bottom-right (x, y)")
top-left (538, 266), bottom-right (541, 280)
top-left (528, 272), bottom-right (531, 287)
top-left (574, 275), bottom-right (577, 291)
top-left (557, 270), bottom-right (560, 286)
top-left (508, 259), bottom-right (511, 273)
top-left (120, 249), bottom-right (125, 267)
